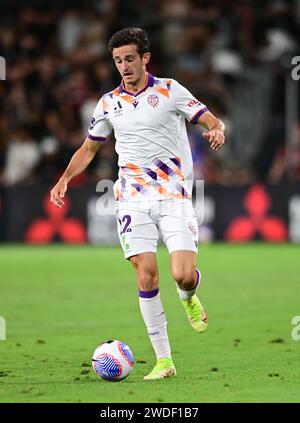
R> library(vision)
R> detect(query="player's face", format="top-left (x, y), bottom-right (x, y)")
top-left (112, 44), bottom-right (150, 86)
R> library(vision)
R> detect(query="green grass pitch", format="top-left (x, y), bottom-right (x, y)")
top-left (0, 244), bottom-right (299, 403)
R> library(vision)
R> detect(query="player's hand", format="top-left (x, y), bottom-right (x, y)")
top-left (50, 179), bottom-right (68, 208)
top-left (203, 130), bottom-right (225, 151)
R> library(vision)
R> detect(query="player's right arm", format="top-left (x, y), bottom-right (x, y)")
top-left (51, 93), bottom-right (112, 208)
top-left (50, 137), bottom-right (101, 208)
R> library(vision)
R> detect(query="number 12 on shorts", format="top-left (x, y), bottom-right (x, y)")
top-left (118, 215), bottom-right (132, 235)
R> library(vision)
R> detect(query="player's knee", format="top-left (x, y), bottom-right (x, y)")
top-left (172, 268), bottom-right (195, 290)
top-left (130, 255), bottom-right (158, 291)
top-left (137, 270), bottom-right (157, 291)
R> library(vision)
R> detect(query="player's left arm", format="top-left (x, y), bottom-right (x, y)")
top-left (197, 111), bottom-right (225, 151)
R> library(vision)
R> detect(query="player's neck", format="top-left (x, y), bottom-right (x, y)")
top-left (123, 72), bottom-right (148, 94)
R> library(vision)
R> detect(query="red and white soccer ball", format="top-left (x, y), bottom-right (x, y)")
top-left (92, 340), bottom-right (134, 381)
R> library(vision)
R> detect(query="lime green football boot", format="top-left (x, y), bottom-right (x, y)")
top-left (144, 358), bottom-right (176, 381)
top-left (180, 294), bottom-right (208, 333)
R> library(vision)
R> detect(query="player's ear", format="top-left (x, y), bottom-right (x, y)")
top-left (142, 52), bottom-right (151, 65)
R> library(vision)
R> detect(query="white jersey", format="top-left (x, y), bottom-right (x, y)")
top-left (88, 73), bottom-right (208, 201)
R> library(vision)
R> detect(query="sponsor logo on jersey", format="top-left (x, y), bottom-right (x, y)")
top-left (187, 99), bottom-right (200, 107)
top-left (113, 101), bottom-right (123, 116)
top-left (147, 94), bottom-right (159, 108)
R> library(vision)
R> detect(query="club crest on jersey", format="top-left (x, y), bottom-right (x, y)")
top-left (147, 94), bottom-right (159, 108)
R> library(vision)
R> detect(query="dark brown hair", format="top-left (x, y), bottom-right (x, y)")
top-left (108, 27), bottom-right (150, 56)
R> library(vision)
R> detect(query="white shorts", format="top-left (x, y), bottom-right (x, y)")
top-left (115, 199), bottom-right (198, 259)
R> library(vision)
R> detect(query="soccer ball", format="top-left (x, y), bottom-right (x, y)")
top-left (92, 340), bottom-right (134, 381)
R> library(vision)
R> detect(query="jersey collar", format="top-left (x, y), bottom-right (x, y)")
top-left (119, 73), bottom-right (155, 97)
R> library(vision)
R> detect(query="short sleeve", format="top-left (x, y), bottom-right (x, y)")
top-left (171, 80), bottom-right (208, 124)
top-left (87, 96), bottom-right (113, 142)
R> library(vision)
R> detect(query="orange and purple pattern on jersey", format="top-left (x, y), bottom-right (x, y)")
top-left (115, 157), bottom-right (191, 201)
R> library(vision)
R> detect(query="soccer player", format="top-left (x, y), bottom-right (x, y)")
top-left (50, 28), bottom-right (225, 380)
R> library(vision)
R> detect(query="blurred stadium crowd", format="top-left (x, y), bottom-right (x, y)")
top-left (0, 0), bottom-right (299, 188)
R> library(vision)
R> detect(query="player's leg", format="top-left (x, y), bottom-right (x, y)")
top-left (171, 250), bottom-right (198, 293)
top-left (129, 253), bottom-right (176, 380)
top-left (116, 202), bottom-right (175, 380)
top-left (171, 250), bottom-right (208, 332)
top-left (159, 199), bottom-right (208, 332)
